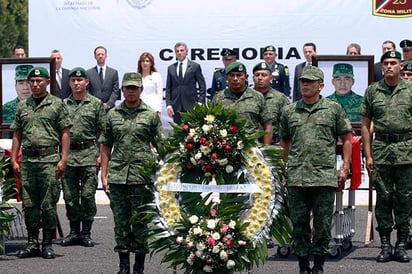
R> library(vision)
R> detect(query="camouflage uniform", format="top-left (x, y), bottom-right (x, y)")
top-left (262, 88), bottom-right (289, 143)
top-left (327, 90), bottom-right (363, 123)
top-left (3, 98), bottom-right (20, 124)
top-left (359, 79), bottom-right (412, 236)
top-left (270, 62), bottom-right (291, 97)
top-left (61, 93), bottom-right (105, 236)
top-left (99, 101), bottom-right (161, 253)
top-left (11, 93), bottom-right (71, 231)
top-left (212, 87), bottom-right (271, 135)
top-left (279, 96), bottom-right (352, 256)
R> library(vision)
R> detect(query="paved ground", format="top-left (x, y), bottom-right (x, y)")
top-left (1, 192), bottom-right (411, 274)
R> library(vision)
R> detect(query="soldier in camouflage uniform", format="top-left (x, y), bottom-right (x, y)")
top-left (279, 66), bottom-right (352, 274)
top-left (100, 72), bottom-right (162, 274)
top-left (360, 50), bottom-right (412, 263)
top-left (60, 67), bottom-right (105, 248)
top-left (10, 66), bottom-right (72, 259)
top-left (252, 61), bottom-right (289, 144)
top-left (2, 65), bottom-right (33, 124)
top-left (262, 45), bottom-right (291, 97)
top-left (327, 63), bottom-right (363, 123)
top-left (212, 61), bottom-right (273, 144)
top-left (400, 60), bottom-right (412, 81)
top-left (209, 48), bottom-right (237, 99)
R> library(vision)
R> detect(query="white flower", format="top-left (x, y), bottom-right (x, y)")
top-left (203, 265), bottom-right (213, 273)
top-left (200, 145), bottom-right (210, 154)
top-left (207, 219), bottom-right (217, 229)
top-left (212, 245), bottom-right (220, 253)
top-left (225, 165), bottom-right (234, 173)
top-left (237, 140), bottom-right (244, 150)
top-left (186, 256), bottom-right (194, 265)
top-left (193, 226), bottom-right (203, 235)
top-left (176, 236), bottom-right (183, 243)
top-left (194, 152), bottom-right (202, 160)
top-left (205, 114), bottom-right (216, 123)
top-left (196, 242), bottom-right (206, 251)
top-left (212, 232), bottom-right (221, 240)
top-left (219, 250), bottom-right (228, 261)
top-left (228, 220), bottom-right (236, 229)
top-left (217, 158), bottom-right (228, 166)
top-left (226, 259), bottom-right (236, 269)
top-left (189, 215), bottom-right (199, 224)
top-left (189, 128), bottom-right (196, 136)
top-left (179, 142), bottom-right (185, 151)
top-left (202, 124), bottom-right (211, 133)
top-left (190, 157), bottom-right (198, 165)
top-left (195, 250), bottom-right (203, 258)
top-left (220, 129), bottom-right (227, 137)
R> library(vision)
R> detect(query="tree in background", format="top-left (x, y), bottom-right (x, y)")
top-left (0, 0), bottom-right (28, 58)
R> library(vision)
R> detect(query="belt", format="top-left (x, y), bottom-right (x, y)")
top-left (70, 140), bottom-right (96, 150)
top-left (375, 132), bottom-right (412, 143)
top-left (23, 146), bottom-right (58, 157)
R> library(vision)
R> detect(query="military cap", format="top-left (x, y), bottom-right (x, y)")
top-left (225, 61), bottom-right (247, 75)
top-left (399, 39), bottom-right (412, 51)
top-left (15, 65), bottom-right (34, 81)
top-left (69, 67), bottom-right (88, 78)
top-left (401, 61), bottom-right (412, 71)
top-left (221, 48), bottom-right (236, 60)
top-left (122, 72), bottom-right (143, 87)
top-left (332, 63), bottom-right (354, 78)
top-left (253, 62), bottom-right (272, 73)
top-left (380, 50), bottom-right (402, 63)
top-left (262, 45), bottom-right (276, 53)
top-left (299, 66), bottom-right (324, 81)
top-left (27, 66), bottom-right (50, 79)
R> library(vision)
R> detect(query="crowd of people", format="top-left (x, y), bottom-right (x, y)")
top-left (4, 40), bottom-right (412, 274)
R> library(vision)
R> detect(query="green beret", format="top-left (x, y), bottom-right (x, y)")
top-left (262, 45), bottom-right (276, 54)
top-left (225, 62), bottom-right (247, 75)
top-left (27, 66), bottom-right (50, 79)
top-left (69, 67), bottom-right (88, 78)
top-left (15, 65), bottom-right (34, 81)
top-left (122, 72), bottom-right (143, 87)
top-left (253, 62), bottom-right (272, 73)
top-left (221, 48), bottom-right (236, 60)
top-left (401, 61), bottom-right (412, 71)
top-left (299, 66), bottom-right (324, 81)
top-left (380, 50), bottom-right (402, 63)
top-left (332, 63), bottom-right (354, 78)
top-left (399, 39), bottom-right (412, 51)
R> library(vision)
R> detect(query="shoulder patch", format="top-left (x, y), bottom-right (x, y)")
top-left (284, 66), bottom-right (289, 76)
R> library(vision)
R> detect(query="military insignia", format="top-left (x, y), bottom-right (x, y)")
top-left (408, 64), bottom-right (412, 70)
top-left (285, 66), bottom-right (289, 76)
top-left (373, 0), bottom-right (412, 18)
top-left (390, 51), bottom-right (396, 58)
top-left (76, 71), bottom-right (81, 76)
top-left (268, 46), bottom-right (274, 51)
top-left (262, 63), bottom-right (267, 69)
top-left (34, 69), bottom-right (40, 76)
top-left (239, 64), bottom-right (244, 71)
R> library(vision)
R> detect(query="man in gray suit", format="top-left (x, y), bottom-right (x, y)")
top-left (51, 49), bottom-right (71, 99)
top-left (165, 42), bottom-right (206, 124)
top-left (87, 46), bottom-right (120, 111)
top-left (292, 42), bottom-right (317, 102)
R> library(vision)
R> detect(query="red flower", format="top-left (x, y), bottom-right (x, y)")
top-left (225, 145), bottom-right (232, 152)
top-left (206, 259), bottom-right (212, 265)
top-left (210, 208), bottom-right (217, 216)
top-left (213, 137), bottom-right (219, 144)
top-left (221, 224), bottom-right (229, 233)
top-left (182, 124), bottom-right (189, 131)
top-left (207, 236), bottom-right (216, 246)
top-left (226, 239), bottom-right (235, 248)
top-left (211, 153), bottom-right (218, 160)
top-left (186, 143), bottom-right (194, 150)
top-left (205, 164), bottom-right (213, 172)
top-left (229, 125), bottom-right (238, 133)
top-left (199, 137), bottom-right (207, 144)
top-left (186, 163), bottom-right (194, 169)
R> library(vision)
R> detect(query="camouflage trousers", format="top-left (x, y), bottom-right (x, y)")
top-left (288, 186), bottom-right (336, 256)
top-left (20, 162), bottom-right (61, 230)
top-left (373, 164), bottom-right (412, 233)
top-left (61, 165), bottom-right (98, 222)
top-left (109, 183), bottom-right (154, 253)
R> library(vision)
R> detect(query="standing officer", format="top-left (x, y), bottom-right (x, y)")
top-left (279, 66), bottom-right (352, 273)
top-left (11, 66), bottom-right (72, 259)
top-left (60, 67), bottom-right (105, 248)
top-left (360, 50), bottom-right (412, 263)
top-left (209, 48), bottom-right (237, 99)
top-left (399, 39), bottom-right (412, 61)
top-left (400, 61), bottom-right (412, 81)
top-left (100, 72), bottom-right (162, 274)
top-left (262, 45), bottom-right (291, 97)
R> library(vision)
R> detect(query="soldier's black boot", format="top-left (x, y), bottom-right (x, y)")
top-left (117, 252), bottom-right (130, 274)
top-left (61, 221), bottom-right (81, 246)
top-left (298, 256), bottom-right (312, 274)
top-left (377, 233), bottom-right (392, 262)
top-left (17, 228), bottom-right (41, 258)
top-left (393, 230), bottom-right (410, 263)
top-left (81, 220), bottom-right (94, 247)
top-left (42, 229), bottom-right (56, 259)
top-left (133, 252), bottom-right (146, 274)
top-left (312, 255), bottom-right (325, 274)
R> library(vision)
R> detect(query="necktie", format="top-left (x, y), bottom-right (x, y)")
top-left (178, 62), bottom-right (183, 80)
top-left (56, 70), bottom-right (62, 88)
top-left (99, 67), bottom-right (104, 83)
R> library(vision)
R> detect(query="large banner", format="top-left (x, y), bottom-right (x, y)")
top-left (26, 0), bottom-right (412, 127)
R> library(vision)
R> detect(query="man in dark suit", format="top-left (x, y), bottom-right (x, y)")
top-left (51, 49), bottom-right (71, 99)
top-left (165, 42), bottom-right (206, 124)
top-left (374, 40), bottom-right (395, 82)
top-left (87, 46), bottom-right (120, 111)
top-left (292, 42), bottom-right (317, 102)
